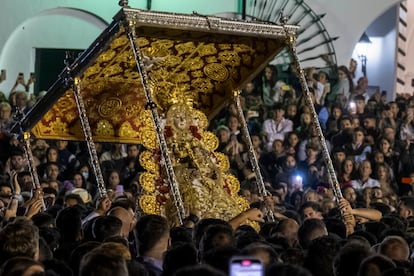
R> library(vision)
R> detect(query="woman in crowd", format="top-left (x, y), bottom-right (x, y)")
top-left (374, 162), bottom-right (398, 198)
top-left (376, 137), bottom-right (399, 176)
top-left (327, 65), bottom-right (354, 107)
top-left (325, 104), bottom-right (343, 139)
top-left (338, 157), bottom-right (358, 189)
top-left (283, 131), bottom-right (300, 159)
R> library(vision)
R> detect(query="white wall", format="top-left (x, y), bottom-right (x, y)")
top-left (308, 0), bottom-right (399, 66)
top-left (405, 0), bottom-right (414, 94)
top-left (352, 31), bottom-right (396, 101)
top-left (0, 8), bottom-right (107, 94)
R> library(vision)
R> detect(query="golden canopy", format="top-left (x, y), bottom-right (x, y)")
top-left (18, 8), bottom-right (297, 143)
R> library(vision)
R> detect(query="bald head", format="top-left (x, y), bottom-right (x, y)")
top-left (108, 207), bottom-right (135, 238)
top-left (379, 235), bottom-right (409, 261)
top-left (275, 218), bottom-right (299, 247)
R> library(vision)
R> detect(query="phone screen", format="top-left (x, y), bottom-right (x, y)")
top-left (230, 257), bottom-right (263, 276)
top-left (116, 185), bottom-right (124, 194)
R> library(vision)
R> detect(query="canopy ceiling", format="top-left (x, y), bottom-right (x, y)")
top-left (17, 8), bottom-right (297, 143)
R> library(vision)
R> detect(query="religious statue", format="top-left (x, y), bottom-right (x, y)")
top-left (163, 103), bottom-right (243, 222)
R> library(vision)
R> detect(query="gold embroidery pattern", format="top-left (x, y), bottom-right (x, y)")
top-left (32, 23), bottom-right (284, 143)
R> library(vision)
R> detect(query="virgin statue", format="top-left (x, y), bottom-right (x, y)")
top-left (163, 103), bottom-right (243, 222)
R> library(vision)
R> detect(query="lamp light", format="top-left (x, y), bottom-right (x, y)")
top-left (357, 32), bottom-right (372, 77)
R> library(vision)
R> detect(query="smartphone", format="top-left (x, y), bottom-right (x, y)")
top-left (281, 84), bottom-right (291, 91)
top-left (229, 257), bottom-right (263, 276)
top-left (30, 72), bottom-right (35, 80)
top-left (116, 185), bottom-right (124, 195)
top-left (0, 69), bottom-right (5, 80)
top-left (401, 177), bottom-right (412, 185)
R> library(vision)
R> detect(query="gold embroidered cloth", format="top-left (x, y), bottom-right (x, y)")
top-left (29, 8), bottom-right (296, 143)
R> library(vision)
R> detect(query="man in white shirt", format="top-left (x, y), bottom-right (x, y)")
top-left (351, 160), bottom-right (380, 191)
top-left (262, 103), bottom-right (293, 152)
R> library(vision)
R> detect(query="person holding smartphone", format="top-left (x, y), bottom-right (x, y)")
top-left (230, 257), bottom-right (263, 276)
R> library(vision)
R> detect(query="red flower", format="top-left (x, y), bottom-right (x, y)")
top-left (155, 177), bottom-right (163, 187)
top-left (223, 181), bottom-right (231, 195)
top-left (153, 149), bottom-right (161, 161)
top-left (165, 126), bottom-right (173, 137)
top-left (190, 125), bottom-right (202, 140)
top-left (156, 194), bottom-right (167, 203)
top-left (158, 185), bottom-right (169, 194)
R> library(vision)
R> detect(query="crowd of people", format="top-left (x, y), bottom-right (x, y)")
top-left (0, 61), bottom-right (414, 276)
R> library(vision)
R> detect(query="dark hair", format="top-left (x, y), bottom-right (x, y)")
top-left (55, 206), bottom-right (82, 242)
top-left (69, 241), bottom-right (101, 275)
top-left (357, 254), bottom-right (396, 276)
top-left (79, 248), bottom-right (128, 276)
top-left (38, 227), bottom-right (60, 253)
top-left (263, 64), bottom-right (279, 87)
top-left (299, 201), bottom-right (323, 216)
top-left (304, 235), bottom-right (342, 276)
top-left (234, 229), bottom-right (263, 250)
top-left (259, 222), bottom-right (279, 239)
top-left (199, 224), bottom-right (234, 256)
top-left (337, 65), bottom-right (355, 93)
top-left (31, 212), bottom-right (55, 229)
top-left (242, 242), bottom-right (278, 266)
top-left (298, 218), bottom-right (327, 249)
top-left (354, 95), bottom-right (365, 102)
top-left (399, 196), bottom-right (414, 213)
top-left (91, 215), bottom-right (123, 242)
top-left (201, 246), bottom-right (241, 274)
top-left (193, 218), bottom-right (230, 249)
top-left (0, 257), bottom-right (44, 276)
top-left (162, 242), bottom-right (198, 276)
top-left (134, 215), bottom-right (169, 256)
top-left (333, 242), bottom-right (372, 276)
top-left (170, 226), bottom-right (193, 245)
top-left (348, 230), bottom-right (378, 247)
top-left (267, 263), bottom-right (312, 276)
top-left (64, 193), bottom-right (84, 206)
top-left (323, 218), bottom-right (347, 239)
top-left (0, 218), bottom-right (40, 264)
top-left (174, 264), bottom-right (226, 276)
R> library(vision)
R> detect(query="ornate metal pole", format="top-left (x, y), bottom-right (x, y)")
top-left (13, 107), bottom-right (46, 210)
top-left (22, 131), bottom-right (46, 211)
top-left (234, 91), bottom-right (275, 222)
top-left (281, 19), bottom-right (343, 202)
top-left (125, 20), bottom-right (186, 224)
top-left (73, 78), bottom-right (107, 198)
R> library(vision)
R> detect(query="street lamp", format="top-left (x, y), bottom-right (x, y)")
top-left (357, 32), bottom-right (372, 77)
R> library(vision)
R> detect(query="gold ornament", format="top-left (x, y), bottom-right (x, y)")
top-left (118, 121), bottom-right (138, 138)
top-left (139, 150), bottom-right (159, 173)
top-left (215, 152), bottom-right (230, 171)
top-left (139, 195), bottom-right (159, 214)
top-left (139, 172), bottom-right (157, 193)
top-left (193, 109), bottom-right (208, 130)
top-left (96, 120), bottom-right (115, 137)
top-left (139, 126), bottom-right (158, 150)
top-left (223, 173), bottom-right (240, 195)
top-left (204, 63), bottom-right (229, 82)
top-left (201, 131), bottom-right (219, 151)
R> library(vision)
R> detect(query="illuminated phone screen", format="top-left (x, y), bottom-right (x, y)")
top-left (230, 258), bottom-right (263, 276)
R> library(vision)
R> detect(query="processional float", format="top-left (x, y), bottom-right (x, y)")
top-left (12, 1), bottom-right (343, 226)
